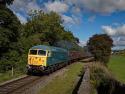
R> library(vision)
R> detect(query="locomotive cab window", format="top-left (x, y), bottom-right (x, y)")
top-left (38, 50), bottom-right (46, 56)
top-left (29, 50), bottom-right (37, 55)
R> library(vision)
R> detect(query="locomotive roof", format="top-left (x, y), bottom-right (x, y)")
top-left (30, 45), bottom-right (68, 52)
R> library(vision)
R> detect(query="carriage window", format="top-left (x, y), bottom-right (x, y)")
top-left (38, 50), bottom-right (46, 56)
top-left (29, 50), bottom-right (37, 55)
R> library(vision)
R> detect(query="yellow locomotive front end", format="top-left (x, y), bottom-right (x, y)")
top-left (27, 49), bottom-right (47, 73)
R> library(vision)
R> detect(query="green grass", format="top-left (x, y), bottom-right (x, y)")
top-left (0, 70), bottom-right (24, 83)
top-left (108, 55), bottom-right (125, 83)
top-left (38, 62), bottom-right (83, 94)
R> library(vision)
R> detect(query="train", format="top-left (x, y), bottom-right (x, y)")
top-left (27, 45), bottom-right (89, 74)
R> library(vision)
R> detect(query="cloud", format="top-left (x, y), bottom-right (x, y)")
top-left (11, 0), bottom-right (125, 14)
top-left (71, 15), bottom-right (81, 24)
top-left (45, 1), bottom-right (81, 25)
top-left (16, 13), bottom-right (27, 24)
top-left (62, 15), bottom-right (75, 24)
top-left (102, 25), bottom-right (125, 36)
top-left (10, 0), bottom-right (76, 25)
top-left (112, 22), bottom-right (120, 27)
top-left (9, 0), bottom-right (125, 24)
top-left (88, 15), bottom-right (96, 22)
top-left (10, 0), bottom-right (40, 13)
top-left (71, 6), bottom-right (81, 14)
top-left (45, 1), bottom-right (69, 13)
top-left (27, 2), bottom-right (40, 13)
top-left (9, 0), bottom-right (41, 24)
top-left (78, 40), bottom-right (87, 47)
top-left (102, 26), bottom-right (116, 36)
top-left (64, 0), bottom-right (125, 13)
top-left (102, 24), bottom-right (125, 46)
top-left (113, 37), bottom-right (125, 46)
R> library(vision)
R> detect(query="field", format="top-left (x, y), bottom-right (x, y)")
top-left (108, 55), bottom-right (125, 83)
top-left (38, 62), bottom-right (83, 94)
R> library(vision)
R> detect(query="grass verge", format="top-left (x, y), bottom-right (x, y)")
top-left (108, 55), bottom-right (125, 83)
top-left (38, 62), bottom-right (83, 94)
top-left (0, 70), bottom-right (24, 83)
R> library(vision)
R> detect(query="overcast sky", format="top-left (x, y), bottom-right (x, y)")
top-left (9, 0), bottom-right (125, 50)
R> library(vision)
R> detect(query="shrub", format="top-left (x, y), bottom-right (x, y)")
top-left (89, 63), bottom-right (115, 94)
top-left (87, 34), bottom-right (113, 65)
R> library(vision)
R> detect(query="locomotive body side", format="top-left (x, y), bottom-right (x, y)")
top-left (47, 51), bottom-right (68, 66)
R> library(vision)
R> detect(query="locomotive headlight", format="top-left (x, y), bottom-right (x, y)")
top-left (26, 65), bottom-right (31, 69)
top-left (29, 57), bottom-right (31, 61)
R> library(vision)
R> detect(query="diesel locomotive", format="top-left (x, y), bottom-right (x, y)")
top-left (27, 45), bottom-right (86, 74)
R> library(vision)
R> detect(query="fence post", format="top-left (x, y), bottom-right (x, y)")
top-left (11, 66), bottom-right (14, 77)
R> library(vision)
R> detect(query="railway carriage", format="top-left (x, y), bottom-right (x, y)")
top-left (69, 51), bottom-right (84, 61)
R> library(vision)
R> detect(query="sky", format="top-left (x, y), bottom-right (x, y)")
top-left (9, 0), bottom-right (125, 50)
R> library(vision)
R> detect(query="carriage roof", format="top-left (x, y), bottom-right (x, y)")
top-left (30, 45), bottom-right (68, 52)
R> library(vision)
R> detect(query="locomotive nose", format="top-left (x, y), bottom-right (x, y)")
top-left (28, 56), bottom-right (45, 66)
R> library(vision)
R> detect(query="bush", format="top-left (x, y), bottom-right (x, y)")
top-left (89, 63), bottom-right (115, 94)
top-left (87, 34), bottom-right (113, 64)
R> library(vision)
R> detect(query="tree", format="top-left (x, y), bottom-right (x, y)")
top-left (87, 34), bottom-right (113, 64)
top-left (23, 11), bottom-right (62, 45)
top-left (61, 31), bottom-right (76, 42)
top-left (74, 37), bottom-right (80, 43)
top-left (0, 1), bottom-right (21, 72)
top-left (0, 0), bottom-right (14, 5)
top-left (23, 11), bottom-right (78, 46)
top-left (0, 6), bottom-right (21, 57)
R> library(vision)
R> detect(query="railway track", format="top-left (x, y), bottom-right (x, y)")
top-left (0, 65), bottom-right (69, 94)
top-left (0, 57), bottom-right (93, 94)
top-left (0, 75), bottom-right (41, 94)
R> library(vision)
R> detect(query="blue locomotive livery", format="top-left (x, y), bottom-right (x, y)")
top-left (27, 45), bottom-right (85, 74)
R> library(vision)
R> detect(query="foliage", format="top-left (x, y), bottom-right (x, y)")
top-left (0, 0), bottom-right (14, 5)
top-left (87, 34), bottom-right (113, 64)
top-left (90, 59), bottom-right (125, 94)
top-left (89, 63), bottom-right (115, 94)
top-left (0, 4), bottom-right (22, 72)
top-left (0, 6), bottom-right (21, 51)
top-left (112, 49), bottom-right (125, 56)
top-left (22, 10), bottom-right (79, 49)
top-left (55, 40), bottom-right (83, 51)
